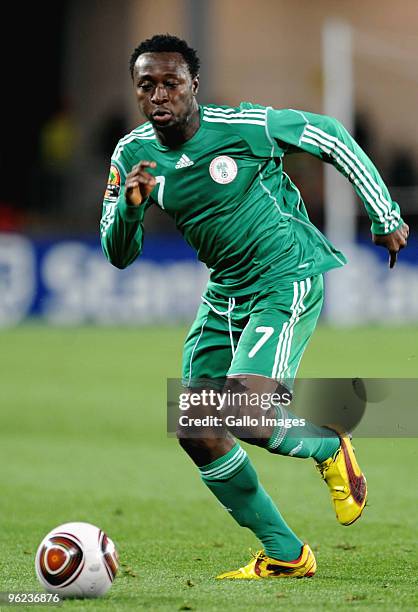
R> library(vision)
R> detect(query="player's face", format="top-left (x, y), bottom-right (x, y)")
top-left (133, 52), bottom-right (199, 129)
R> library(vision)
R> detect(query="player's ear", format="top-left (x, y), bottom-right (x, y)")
top-left (192, 75), bottom-right (199, 96)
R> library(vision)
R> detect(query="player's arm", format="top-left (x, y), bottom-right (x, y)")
top-left (267, 108), bottom-right (409, 267)
top-left (100, 159), bottom-right (156, 269)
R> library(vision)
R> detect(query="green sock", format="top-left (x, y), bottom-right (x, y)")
top-left (199, 443), bottom-right (302, 561)
top-left (266, 405), bottom-right (340, 463)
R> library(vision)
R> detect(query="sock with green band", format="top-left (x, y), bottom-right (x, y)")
top-left (199, 443), bottom-right (303, 561)
top-left (266, 405), bottom-right (340, 463)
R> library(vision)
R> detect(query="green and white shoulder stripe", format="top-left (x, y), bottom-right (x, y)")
top-left (203, 105), bottom-right (267, 127)
top-left (112, 122), bottom-right (156, 176)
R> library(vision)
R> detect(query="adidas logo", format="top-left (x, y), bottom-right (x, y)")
top-left (175, 154), bottom-right (194, 169)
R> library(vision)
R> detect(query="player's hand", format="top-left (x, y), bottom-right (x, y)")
top-left (125, 161), bottom-right (157, 206)
top-left (372, 222), bottom-right (409, 269)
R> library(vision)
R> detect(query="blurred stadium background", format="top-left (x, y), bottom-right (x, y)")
top-left (1, 3), bottom-right (417, 608)
top-left (1, 0), bottom-right (417, 327)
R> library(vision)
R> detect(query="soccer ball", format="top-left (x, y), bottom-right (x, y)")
top-left (35, 522), bottom-right (118, 599)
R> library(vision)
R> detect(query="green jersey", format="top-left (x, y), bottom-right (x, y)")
top-left (100, 103), bottom-right (402, 296)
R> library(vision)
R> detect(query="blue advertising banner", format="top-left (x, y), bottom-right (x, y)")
top-left (0, 233), bottom-right (416, 326)
top-left (0, 233), bottom-right (208, 326)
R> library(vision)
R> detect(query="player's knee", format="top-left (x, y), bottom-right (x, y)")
top-left (221, 376), bottom-right (276, 446)
top-left (221, 376), bottom-right (255, 430)
top-left (177, 435), bottom-right (229, 466)
top-left (177, 436), bottom-right (215, 452)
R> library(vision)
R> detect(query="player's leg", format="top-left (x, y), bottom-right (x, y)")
top-left (199, 437), bottom-right (316, 580)
top-left (225, 275), bottom-right (367, 525)
top-left (179, 295), bottom-right (314, 576)
top-left (177, 423), bottom-right (310, 568)
top-left (226, 276), bottom-right (340, 461)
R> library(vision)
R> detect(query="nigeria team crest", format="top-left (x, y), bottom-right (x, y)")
top-left (209, 156), bottom-right (238, 184)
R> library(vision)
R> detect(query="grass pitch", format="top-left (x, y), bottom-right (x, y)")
top-left (0, 325), bottom-right (417, 611)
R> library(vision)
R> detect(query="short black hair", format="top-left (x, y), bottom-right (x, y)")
top-left (129, 34), bottom-right (200, 80)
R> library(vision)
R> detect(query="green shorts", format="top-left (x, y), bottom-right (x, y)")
top-left (182, 275), bottom-right (324, 390)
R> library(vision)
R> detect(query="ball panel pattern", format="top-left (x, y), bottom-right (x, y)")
top-left (38, 534), bottom-right (84, 587)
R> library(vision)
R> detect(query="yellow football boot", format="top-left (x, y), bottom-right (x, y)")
top-left (216, 544), bottom-right (316, 579)
top-left (316, 426), bottom-right (367, 526)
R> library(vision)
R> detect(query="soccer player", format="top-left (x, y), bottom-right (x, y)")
top-left (100, 34), bottom-right (408, 579)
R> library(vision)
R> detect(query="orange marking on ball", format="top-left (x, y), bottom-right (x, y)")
top-left (47, 547), bottom-right (67, 571)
